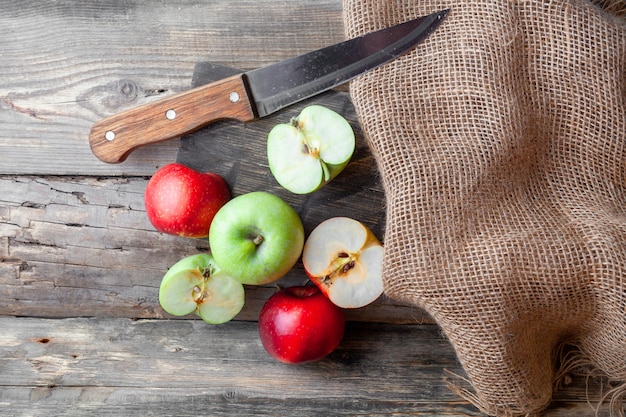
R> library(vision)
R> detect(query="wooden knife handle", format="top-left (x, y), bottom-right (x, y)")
top-left (89, 74), bottom-right (256, 164)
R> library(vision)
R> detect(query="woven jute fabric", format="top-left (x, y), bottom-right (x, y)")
top-left (343, 0), bottom-right (626, 415)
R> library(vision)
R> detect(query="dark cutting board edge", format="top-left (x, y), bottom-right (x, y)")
top-left (176, 62), bottom-right (386, 240)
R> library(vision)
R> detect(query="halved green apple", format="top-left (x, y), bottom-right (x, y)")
top-left (159, 253), bottom-right (245, 324)
top-left (267, 105), bottom-right (355, 194)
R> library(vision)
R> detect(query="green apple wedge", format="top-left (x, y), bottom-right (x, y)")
top-left (267, 105), bottom-right (355, 194)
top-left (159, 253), bottom-right (245, 324)
top-left (209, 191), bottom-right (304, 285)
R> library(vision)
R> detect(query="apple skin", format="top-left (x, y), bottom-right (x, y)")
top-left (144, 163), bottom-right (230, 238)
top-left (258, 286), bottom-right (345, 364)
top-left (208, 191), bottom-right (304, 285)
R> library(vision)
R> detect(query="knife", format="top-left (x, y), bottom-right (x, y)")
top-left (89, 9), bottom-right (449, 164)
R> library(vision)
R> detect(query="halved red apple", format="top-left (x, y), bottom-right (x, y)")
top-left (302, 217), bottom-right (384, 308)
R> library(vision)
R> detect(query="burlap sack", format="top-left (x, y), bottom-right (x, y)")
top-left (343, 0), bottom-right (626, 415)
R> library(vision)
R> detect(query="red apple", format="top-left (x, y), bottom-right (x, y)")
top-left (144, 163), bottom-right (230, 238)
top-left (258, 285), bottom-right (345, 364)
top-left (302, 217), bottom-right (384, 308)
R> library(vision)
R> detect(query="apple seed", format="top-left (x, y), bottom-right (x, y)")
top-left (188, 266), bottom-right (220, 304)
top-left (300, 140), bottom-right (321, 159)
top-left (302, 217), bottom-right (384, 308)
top-left (320, 254), bottom-right (357, 287)
top-left (341, 260), bottom-right (356, 274)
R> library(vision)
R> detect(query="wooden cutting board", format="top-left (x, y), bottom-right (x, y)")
top-left (176, 62), bottom-right (386, 239)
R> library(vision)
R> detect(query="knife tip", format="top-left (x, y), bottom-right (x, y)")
top-left (438, 8), bottom-right (451, 19)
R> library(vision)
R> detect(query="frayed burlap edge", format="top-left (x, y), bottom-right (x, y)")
top-left (553, 344), bottom-right (625, 417)
top-left (444, 341), bottom-right (625, 417)
top-left (443, 369), bottom-right (544, 417)
top-left (592, 0), bottom-right (626, 16)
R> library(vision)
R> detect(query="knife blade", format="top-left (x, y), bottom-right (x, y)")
top-left (89, 9), bottom-right (448, 164)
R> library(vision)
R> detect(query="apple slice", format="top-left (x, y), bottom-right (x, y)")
top-left (159, 253), bottom-right (245, 324)
top-left (302, 217), bottom-right (384, 308)
top-left (267, 105), bottom-right (355, 194)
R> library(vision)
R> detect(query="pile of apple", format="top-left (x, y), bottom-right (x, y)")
top-left (144, 105), bottom-right (384, 364)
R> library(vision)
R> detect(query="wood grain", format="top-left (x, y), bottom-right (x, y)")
top-left (0, 0), bottom-right (345, 176)
top-left (0, 175), bottom-right (427, 324)
top-left (0, 317), bottom-right (613, 417)
top-left (90, 74), bottom-right (255, 163)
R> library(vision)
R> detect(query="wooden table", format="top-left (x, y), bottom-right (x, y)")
top-left (0, 1), bottom-right (612, 415)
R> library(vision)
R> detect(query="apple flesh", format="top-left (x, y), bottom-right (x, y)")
top-left (302, 217), bottom-right (384, 309)
top-left (208, 191), bottom-right (304, 285)
top-left (258, 285), bottom-right (345, 364)
top-left (267, 105), bottom-right (355, 194)
top-left (144, 163), bottom-right (230, 238)
top-left (159, 253), bottom-right (245, 324)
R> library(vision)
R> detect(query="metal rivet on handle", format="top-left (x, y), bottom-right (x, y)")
top-left (165, 109), bottom-right (177, 120)
top-left (105, 131), bottom-right (116, 141)
top-left (229, 92), bottom-right (240, 103)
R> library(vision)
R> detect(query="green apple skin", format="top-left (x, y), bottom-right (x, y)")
top-left (159, 253), bottom-right (245, 325)
top-left (267, 105), bottom-right (355, 194)
top-left (208, 192), bottom-right (304, 285)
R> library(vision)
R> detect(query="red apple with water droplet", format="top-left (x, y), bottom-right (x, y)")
top-left (144, 163), bottom-right (230, 238)
top-left (258, 285), bottom-right (345, 364)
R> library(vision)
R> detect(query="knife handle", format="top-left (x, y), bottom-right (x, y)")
top-left (89, 74), bottom-right (255, 163)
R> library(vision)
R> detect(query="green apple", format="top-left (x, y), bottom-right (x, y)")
top-left (208, 191), bottom-right (304, 285)
top-left (159, 253), bottom-right (245, 324)
top-left (267, 105), bottom-right (355, 194)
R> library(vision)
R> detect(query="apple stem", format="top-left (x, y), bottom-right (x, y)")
top-left (253, 235), bottom-right (264, 246)
top-left (202, 266), bottom-right (214, 279)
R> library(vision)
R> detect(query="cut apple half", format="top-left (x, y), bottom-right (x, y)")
top-left (159, 253), bottom-right (245, 324)
top-left (267, 105), bottom-right (355, 194)
top-left (302, 217), bottom-right (384, 308)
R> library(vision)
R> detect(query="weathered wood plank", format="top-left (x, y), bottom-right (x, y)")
top-left (0, 0), bottom-right (346, 176)
top-left (0, 317), bottom-right (614, 417)
top-left (0, 175), bottom-right (428, 324)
